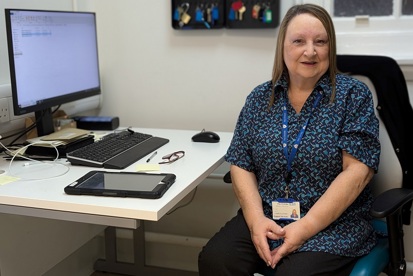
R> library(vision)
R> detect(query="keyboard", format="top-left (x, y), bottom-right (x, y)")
top-left (66, 130), bottom-right (169, 169)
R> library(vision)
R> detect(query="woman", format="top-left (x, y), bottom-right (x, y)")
top-left (198, 4), bottom-right (380, 276)
top-left (290, 209), bottom-right (298, 219)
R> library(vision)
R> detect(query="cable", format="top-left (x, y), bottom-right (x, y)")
top-left (166, 187), bottom-right (198, 215)
top-left (5, 105), bottom-right (61, 147)
top-left (0, 139), bottom-right (70, 181)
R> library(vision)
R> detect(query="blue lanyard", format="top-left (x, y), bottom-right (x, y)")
top-left (282, 91), bottom-right (323, 190)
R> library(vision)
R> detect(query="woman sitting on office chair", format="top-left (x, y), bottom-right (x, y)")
top-left (198, 3), bottom-right (380, 275)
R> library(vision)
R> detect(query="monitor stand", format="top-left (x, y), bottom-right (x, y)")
top-left (35, 108), bottom-right (55, 137)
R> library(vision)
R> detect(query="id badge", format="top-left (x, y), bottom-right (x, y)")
top-left (272, 198), bottom-right (300, 221)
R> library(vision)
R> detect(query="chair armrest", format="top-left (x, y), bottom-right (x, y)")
top-left (371, 188), bottom-right (413, 218)
top-left (370, 188), bottom-right (413, 276)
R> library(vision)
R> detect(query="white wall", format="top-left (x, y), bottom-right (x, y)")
top-left (0, 0), bottom-right (413, 275)
top-left (82, 0), bottom-right (280, 133)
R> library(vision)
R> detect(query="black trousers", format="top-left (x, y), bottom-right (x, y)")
top-left (198, 209), bottom-right (358, 276)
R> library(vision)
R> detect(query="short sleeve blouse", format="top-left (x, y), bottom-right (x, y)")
top-left (225, 73), bottom-right (381, 257)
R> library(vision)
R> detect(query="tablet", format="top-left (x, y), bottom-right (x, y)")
top-left (64, 170), bottom-right (176, 199)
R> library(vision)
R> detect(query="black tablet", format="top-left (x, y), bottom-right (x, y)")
top-left (64, 170), bottom-right (176, 199)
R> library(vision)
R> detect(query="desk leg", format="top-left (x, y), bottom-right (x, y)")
top-left (94, 223), bottom-right (198, 276)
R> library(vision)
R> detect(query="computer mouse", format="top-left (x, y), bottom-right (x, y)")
top-left (192, 130), bottom-right (220, 143)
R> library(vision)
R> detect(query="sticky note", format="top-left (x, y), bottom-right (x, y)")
top-left (136, 164), bottom-right (160, 172)
top-left (0, 174), bottom-right (20, 186)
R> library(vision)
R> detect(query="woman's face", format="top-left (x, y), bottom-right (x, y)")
top-left (283, 13), bottom-right (329, 85)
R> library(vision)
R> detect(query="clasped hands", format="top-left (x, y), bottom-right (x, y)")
top-left (251, 216), bottom-right (308, 269)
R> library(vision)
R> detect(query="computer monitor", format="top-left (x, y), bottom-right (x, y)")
top-left (4, 9), bottom-right (101, 136)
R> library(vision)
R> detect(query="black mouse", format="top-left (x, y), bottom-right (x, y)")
top-left (192, 130), bottom-right (220, 143)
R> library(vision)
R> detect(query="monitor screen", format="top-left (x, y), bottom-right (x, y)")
top-left (5, 9), bottom-right (101, 136)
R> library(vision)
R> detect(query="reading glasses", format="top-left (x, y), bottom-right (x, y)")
top-left (159, 151), bottom-right (185, 164)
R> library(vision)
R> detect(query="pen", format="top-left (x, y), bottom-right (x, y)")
top-left (146, 151), bottom-right (157, 163)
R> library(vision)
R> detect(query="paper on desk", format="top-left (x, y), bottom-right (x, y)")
top-left (41, 128), bottom-right (90, 141)
top-left (0, 174), bottom-right (20, 186)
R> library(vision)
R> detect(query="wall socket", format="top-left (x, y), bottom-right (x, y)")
top-left (0, 97), bottom-right (10, 123)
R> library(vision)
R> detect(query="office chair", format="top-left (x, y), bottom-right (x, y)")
top-left (223, 55), bottom-right (413, 276)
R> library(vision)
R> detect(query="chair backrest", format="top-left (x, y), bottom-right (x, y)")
top-left (337, 55), bottom-right (413, 224)
top-left (335, 55), bottom-right (413, 276)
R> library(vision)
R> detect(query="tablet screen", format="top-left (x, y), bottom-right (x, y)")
top-left (77, 172), bottom-right (166, 191)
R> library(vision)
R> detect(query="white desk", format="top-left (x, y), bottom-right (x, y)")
top-left (0, 128), bottom-right (233, 276)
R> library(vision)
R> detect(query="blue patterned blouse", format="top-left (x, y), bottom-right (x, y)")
top-left (225, 73), bottom-right (381, 257)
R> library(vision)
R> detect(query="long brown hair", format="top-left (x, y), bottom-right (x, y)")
top-left (270, 4), bottom-right (337, 106)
